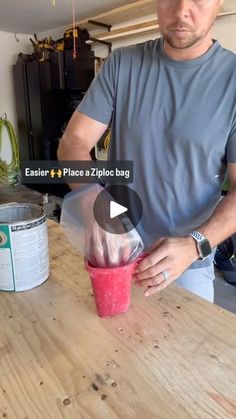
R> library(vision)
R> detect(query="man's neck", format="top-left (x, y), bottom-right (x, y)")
top-left (163, 36), bottom-right (214, 61)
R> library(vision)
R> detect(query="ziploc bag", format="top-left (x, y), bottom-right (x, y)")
top-left (60, 184), bottom-right (144, 268)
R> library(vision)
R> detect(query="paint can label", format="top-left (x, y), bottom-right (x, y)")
top-left (0, 216), bottom-right (49, 292)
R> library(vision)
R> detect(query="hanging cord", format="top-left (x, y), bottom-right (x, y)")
top-left (72, 0), bottom-right (77, 59)
top-left (0, 117), bottom-right (20, 185)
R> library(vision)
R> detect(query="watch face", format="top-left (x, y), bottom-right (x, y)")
top-left (200, 240), bottom-right (212, 258)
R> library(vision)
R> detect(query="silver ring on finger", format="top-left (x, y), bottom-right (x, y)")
top-left (161, 270), bottom-right (169, 281)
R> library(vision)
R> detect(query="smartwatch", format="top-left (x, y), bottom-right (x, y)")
top-left (188, 231), bottom-right (212, 260)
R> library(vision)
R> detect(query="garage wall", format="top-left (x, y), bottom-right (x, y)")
top-left (0, 31), bottom-right (32, 163)
top-left (212, 14), bottom-right (236, 52)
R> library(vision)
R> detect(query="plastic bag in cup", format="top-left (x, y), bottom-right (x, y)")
top-left (60, 184), bottom-right (144, 268)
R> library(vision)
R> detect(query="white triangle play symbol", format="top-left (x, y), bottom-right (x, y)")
top-left (110, 201), bottom-right (128, 219)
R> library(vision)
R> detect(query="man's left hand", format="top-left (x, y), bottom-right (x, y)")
top-left (133, 236), bottom-right (199, 297)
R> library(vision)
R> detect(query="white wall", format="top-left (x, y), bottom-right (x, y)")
top-left (0, 31), bottom-right (32, 163)
top-left (212, 14), bottom-right (236, 52)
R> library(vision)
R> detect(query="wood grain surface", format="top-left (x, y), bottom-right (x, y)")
top-left (0, 221), bottom-right (236, 419)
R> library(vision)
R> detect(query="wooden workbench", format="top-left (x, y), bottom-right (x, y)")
top-left (0, 221), bottom-right (236, 418)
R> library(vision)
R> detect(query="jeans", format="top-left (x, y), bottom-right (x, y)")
top-left (175, 265), bottom-right (215, 303)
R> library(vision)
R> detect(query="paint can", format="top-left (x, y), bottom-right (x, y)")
top-left (0, 203), bottom-right (50, 291)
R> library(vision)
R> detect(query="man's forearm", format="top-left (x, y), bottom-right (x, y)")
top-left (196, 187), bottom-right (236, 248)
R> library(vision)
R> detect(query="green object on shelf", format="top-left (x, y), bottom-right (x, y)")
top-left (0, 117), bottom-right (20, 185)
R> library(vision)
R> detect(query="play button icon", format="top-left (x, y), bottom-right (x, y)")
top-left (93, 185), bottom-right (143, 234)
top-left (110, 201), bottom-right (128, 219)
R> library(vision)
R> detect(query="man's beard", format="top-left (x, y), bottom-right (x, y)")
top-left (163, 31), bottom-right (203, 49)
top-left (162, 14), bottom-right (217, 50)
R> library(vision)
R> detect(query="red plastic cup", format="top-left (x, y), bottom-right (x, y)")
top-left (85, 258), bottom-right (140, 318)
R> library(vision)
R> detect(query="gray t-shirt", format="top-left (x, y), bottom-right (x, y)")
top-left (77, 37), bottom-right (236, 268)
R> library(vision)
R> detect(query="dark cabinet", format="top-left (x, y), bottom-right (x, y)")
top-left (50, 51), bottom-right (65, 89)
top-left (13, 57), bottom-right (67, 162)
top-left (65, 48), bottom-right (95, 90)
top-left (13, 47), bottom-right (95, 197)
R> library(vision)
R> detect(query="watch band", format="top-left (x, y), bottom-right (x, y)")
top-left (188, 230), bottom-right (212, 260)
top-left (188, 231), bottom-right (205, 243)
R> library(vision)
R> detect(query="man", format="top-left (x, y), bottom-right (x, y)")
top-left (58, 0), bottom-right (236, 303)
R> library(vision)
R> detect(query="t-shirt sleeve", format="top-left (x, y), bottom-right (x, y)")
top-left (226, 112), bottom-right (236, 163)
top-left (76, 49), bottom-right (120, 125)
